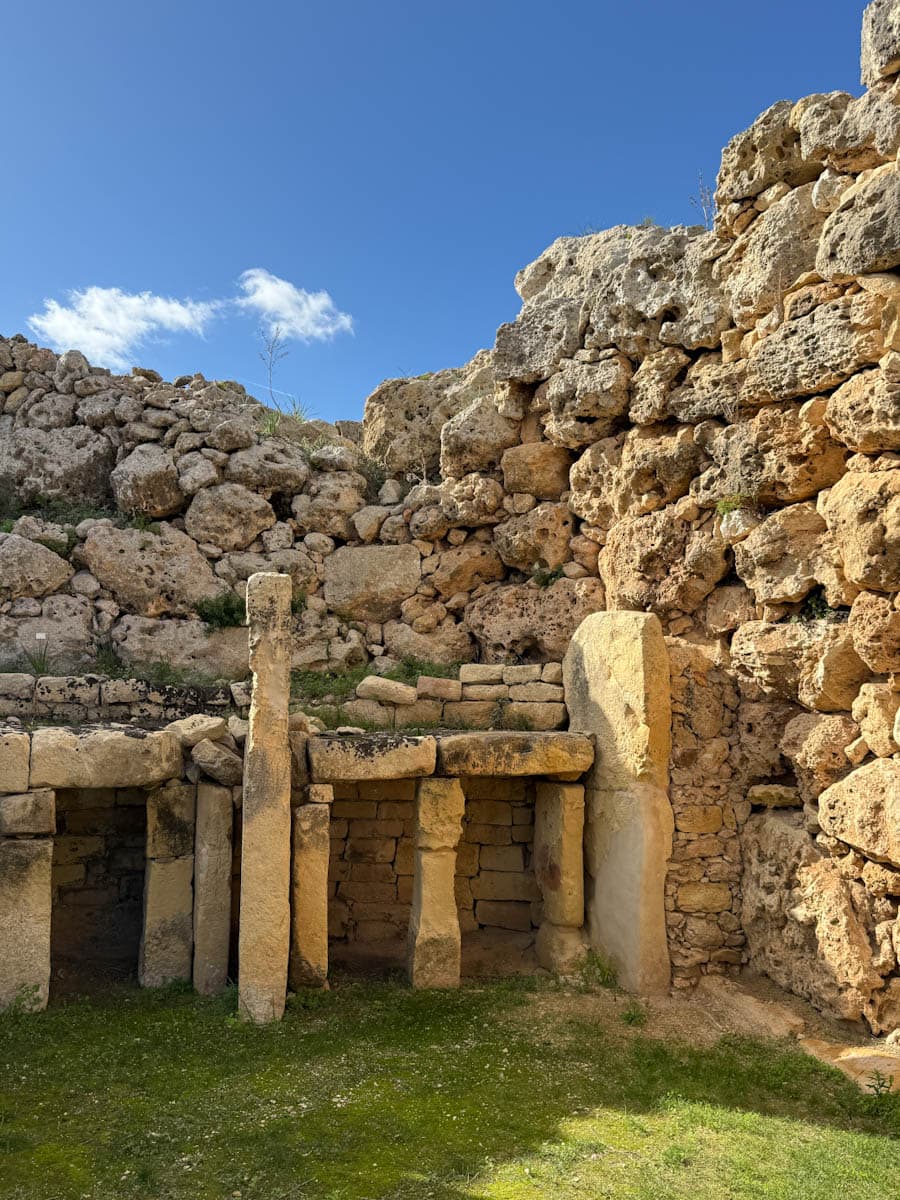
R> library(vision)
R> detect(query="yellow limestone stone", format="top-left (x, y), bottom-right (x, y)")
top-left (563, 611), bottom-right (673, 994)
top-left (407, 777), bottom-right (465, 988)
top-left (193, 783), bottom-right (233, 996)
top-left (289, 803), bottom-right (330, 989)
top-left (239, 572), bottom-right (292, 1023)
top-left (0, 839), bottom-right (52, 1011)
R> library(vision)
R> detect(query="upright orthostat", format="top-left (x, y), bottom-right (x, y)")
top-left (238, 572), bottom-right (293, 1023)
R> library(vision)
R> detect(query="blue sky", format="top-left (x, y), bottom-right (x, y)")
top-left (3, 1), bottom-right (864, 422)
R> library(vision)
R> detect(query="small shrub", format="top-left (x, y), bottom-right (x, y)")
top-left (0, 518), bottom-right (14, 534)
top-left (715, 493), bottom-right (757, 517)
top-left (196, 592), bottom-right (246, 630)
top-left (291, 592), bottom-right (307, 616)
top-left (620, 1002), bottom-right (648, 1028)
top-left (19, 638), bottom-right (53, 675)
top-left (35, 533), bottom-right (74, 558)
top-left (576, 951), bottom-right (618, 991)
top-left (93, 638), bottom-right (125, 678)
top-left (125, 514), bottom-right (162, 535)
top-left (787, 587), bottom-right (848, 625)
top-left (258, 411), bottom-right (282, 437)
top-left (866, 1068), bottom-right (895, 1097)
top-left (357, 452), bottom-right (388, 502)
top-left (531, 561), bottom-right (565, 588)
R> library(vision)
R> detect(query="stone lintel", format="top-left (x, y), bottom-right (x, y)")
top-left (435, 731), bottom-right (594, 778)
top-left (308, 734), bottom-right (437, 783)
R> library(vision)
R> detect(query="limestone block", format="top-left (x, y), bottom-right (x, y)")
top-left (355, 676), bottom-right (417, 705)
top-left (0, 789), bottom-right (55, 835)
top-left (0, 838), bottom-right (52, 1011)
top-left (30, 727), bottom-right (181, 789)
top-left (306, 784), bottom-right (333, 804)
top-left (509, 683), bottom-right (565, 702)
top-left (416, 777), bottom-right (465, 851)
top-left (505, 702), bottom-right (568, 732)
top-left (146, 780), bottom-right (196, 859)
top-left (852, 682), bottom-right (900, 757)
top-left (110, 444), bottom-right (184, 517)
top-left (322, 544), bottom-right (421, 621)
top-left (563, 612), bottom-right (672, 994)
top-left (166, 714), bottom-right (228, 749)
top-left (436, 732), bottom-right (594, 778)
top-left (139, 856), bottom-right (194, 988)
top-left (193, 783), bottom-right (233, 996)
top-left (819, 759), bottom-right (900, 867)
top-left (0, 730), bottom-right (30, 794)
top-left (416, 676), bottom-right (462, 702)
top-left (308, 735), bottom-right (437, 782)
top-left (407, 778), bottom-right (464, 988)
top-left (459, 664), bottom-right (504, 684)
top-left (289, 803), bottom-right (330, 989)
top-left (184, 483), bottom-right (276, 552)
top-left (442, 701), bottom-right (496, 728)
top-left (500, 441), bottom-right (572, 499)
top-left (191, 738), bottom-right (243, 786)
top-left (239, 572), bottom-right (292, 1024)
top-left (0, 534), bottom-right (73, 601)
top-left (393, 700), bottom-right (443, 728)
top-left (747, 784), bottom-right (802, 808)
top-left (677, 882), bottom-right (732, 913)
top-left (862, 0), bottom-right (900, 87)
top-left (534, 782), bottom-right (584, 927)
top-left (289, 731), bottom-right (309, 792)
top-left (503, 665), bottom-right (543, 684)
top-left (535, 922), bottom-right (587, 973)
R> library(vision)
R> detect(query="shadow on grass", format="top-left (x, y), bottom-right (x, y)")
top-left (0, 978), bottom-right (898, 1199)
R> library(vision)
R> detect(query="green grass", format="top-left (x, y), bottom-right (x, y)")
top-left (291, 658), bottom-right (461, 706)
top-left (1, 980), bottom-right (898, 1200)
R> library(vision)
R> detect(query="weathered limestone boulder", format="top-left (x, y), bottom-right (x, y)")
top-left (111, 445), bottom-right (185, 517)
top-left (692, 402), bottom-right (847, 507)
top-left (407, 777), bottom-right (465, 988)
top-left (192, 738), bottom-right (243, 786)
top-left (0, 839), bottom-right (52, 1011)
top-left (382, 618), bottom-right (475, 665)
top-left (500, 442), bottom-right (572, 499)
top-left (309, 734), bottom-right (436, 782)
top-left (292, 472), bottom-right (368, 539)
top-left (440, 395), bottom-right (520, 478)
top-left (780, 712), bottom-right (858, 802)
top-left (821, 466), bottom-right (900, 591)
top-left (537, 353), bottom-right (632, 449)
top-left (0, 426), bottom-right (115, 505)
top-left (716, 100), bottom-right (821, 205)
top-left (439, 473), bottom-right (506, 527)
top-left (849, 589), bottom-right (900, 672)
top-left (0, 790), bottom-right (55, 835)
top-left (146, 781), bottom-right (196, 858)
top-left (600, 508), bottom-right (728, 616)
top-left (356, 676), bottom-right (417, 705)
top-left (224, 440), bottom-right (310, 495)
top-left (741, 810), bottom-right (884, 1024)
top-left (112, 615), bottom-right (249, 680)
top-left (731, 620), bottom-right (868, 712)
top-left (193, 783), bottom-right (233, 995)
top-left (289, 802), bottom-right (330, 988)
top-left (436, 731), bottom-right (593, 778)
top-left (667, 354), bottom-right (745, 423)
top-left (862, 0), bottom-right (900, 87)
top-left (741, 292), bottom-right (888, 404)
top-left (719, 184), bottom-right (825, 327)
top-left (733, 503), bottom-right (855, 606)
top-left (826, 354), bottom-right (900, 451)
top-left (570, 425), bottom-right (706, 528)
top-left (852, 682), bottom-right (900, 756)
top-left (494, 296), bottom-right (583, 383)
top-left (139, 856), bottom-right (194, 988)
top-left (493, 503), bottom-right (574, 570)
top-left (465, 577), bottom-right (605, 661)
top-left (165, 714), bottom-right (228, 749)
top-left (177, 452), bottom-right (220, 495)
top-left (84, 524), bottom-right (226, 617)
top-left (323, 545), bottom-right (421, 621)
top-left (630, 346), bottom-right (691, 424)
top-left (431, 545), bottom-right (505, 598)
top-left (795, 85), bottom-right (900, 175)
top-left (219, 549), bottom-right (316, 597)
top-left (0, 535), bottom-right (73, 601)
top-left (30, 726), bottom-right (181, 789)
top-left (818, 163), bottom-right (900, 279)
top-left (0, 730), bottom-right (31, 793)
top-left (185, 484), bottom-right (276, 552)
top-left (0, 595), bottom-right (94, 671)
top-left (820, 759), bottom-right (900, 866)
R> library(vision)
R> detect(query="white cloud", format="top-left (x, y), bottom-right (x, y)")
top-left (237, 268), bottom-right (353, 342)
top-left (28, 286), bottom-right (221, 372)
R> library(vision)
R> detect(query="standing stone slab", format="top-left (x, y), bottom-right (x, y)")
top-left (0, 730), bottom-right (30, 794)
top-left (193, 783), bottom-right (233, 996)
top-left (289, 804), bottom-right (330, 989)
top-left (534, 782), bottom-right (585, 928)
top-left (239, 572), bottom-right (292, 1023)
top-left (139, 856), bottom-right (194, 988)
top-left (408, 777), bottom-right (465, 988)
top-left (563, 611), bottom-right (673, 993)
top-left (0, 839), bottom-right (52, 1011)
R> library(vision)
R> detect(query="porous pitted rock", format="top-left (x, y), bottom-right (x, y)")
top-left (629, 346), bottom-right (691, 424)
top-left (323, 545), bottom-right (421, 621)
top-left (110, 445), bottom-right (185, 517)
top-left (439, 396), bottom-right (520, 478)
top-left (30, 726), bottom-right (181, 789)
top-left (731, 620), bottom-right (868, 712)
top-left (849, 588), bottom-right (900, 672)
top-left (292, 472), bottom-right (367, 539)
top-left (436, 731), bottom-right (594, 778)
top-left (0, 426), bottom-right (115, 505)
top-left (570, 425), bottom-right (706, 529)
top-left (83, 524), bottom-right (226, 617)
top-left (224, 440), bottom-right (310, 495)
top-left (500, 442), bottom-right (572, 499)
top-left (780, 712), bottom-right (858, 802)
top-left (741, 810), bottom-right (885, 1024)
top-left (431, 545), bottom-right (505, 598)
top-left (692, 402), bottom-right (847, 507)
top-left (493, 503), bottom-right (574, 570)
top-left (111, 615), bottom-right (249, 679)
top-left (465, 577), bottom-right (605, 661)
top-left (821, 466), bottom-right (900, 591)
top-left (600, 507), bottom-right (728, 616)
top-left (862, 0), bottom-right (900, 87)
top-left (732, 503), bottom-right (856, 606)
top-left (741, 291), bottom-right (888, 404)
top-left (0, 535), bottom-right (73, 601)
top-left (438, 474), bottom-right (506, 527)
top-left (817, 162), bottom-right (900, 279)
top-left (0, 595), bottom-right (94, 671)
top-left (716, 100), bottom-right (822, 205)
top-left (308, 734), bottom-right (437, 782)
top-left (825, 354), bottom-right (900, 450)
top-left (668, 354), bottom-right (746, 423)
top-left (794, 86), bottom-right (900, 175)
top-left (820, 759), bottom-right (900, 867)
top-left (185, 483), bottom-right (276, 552)
top-left (852, 682), bottom-right (900, 757)
top-left (536, 353), bottom-right (632, 449)
top-left (382, 618), bottom-right (475, 665)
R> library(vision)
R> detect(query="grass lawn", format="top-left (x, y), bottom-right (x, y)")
top-left (1, 976), bottom-right (898, 1200)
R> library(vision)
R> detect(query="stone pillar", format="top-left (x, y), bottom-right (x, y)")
top-left (407, 777), bottom-right (465, 988)
top-left (563, 611), bottom-right (673, 993)
top-left (289, 786), bottom-right (332, 990)
top-left (0, 779), bottom-right (54, 1011)
top-left (534, 781), bottom-right (586, 973)
top-left (140, 780), bottom-right (196, 988)
top-left (239, 571), bottom-right (292, 1023)
top-left (193, 783), bottom-right (233, 995)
